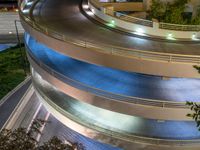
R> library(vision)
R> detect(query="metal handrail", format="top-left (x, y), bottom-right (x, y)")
top-left (19, 0), bottom-right (200, 65)
top-left (90, 0), bottom-right (200, 31)
top-left (89, 0), bottom-right (153, 27)
top-left (159, 22), bottom-right (200, 31)
top-left (105, 8), bottom-right (153, 27)
top-left (35, 86), bottom-right (200, 146)
top-left (26, 40), bottom-right (195, 109)
top-left (20, 0), bottom-right (200, 109)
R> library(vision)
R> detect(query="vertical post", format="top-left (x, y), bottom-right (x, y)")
top-left (14, 20), bottom-right (26, 76)
top-left (169, 55), bottom-right (172, 62)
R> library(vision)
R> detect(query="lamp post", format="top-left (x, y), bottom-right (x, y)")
top-left (14, 19), bottom-right (27, 76)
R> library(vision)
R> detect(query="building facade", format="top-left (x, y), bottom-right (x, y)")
top-left (20, 0), bottom-right (200, 149)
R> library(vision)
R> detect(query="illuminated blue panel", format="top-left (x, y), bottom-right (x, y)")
top-left (25, 33), bottom-right (200, 102)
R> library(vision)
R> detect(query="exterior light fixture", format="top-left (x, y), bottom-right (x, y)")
top-left (168, 33), bottom-right (173, 38)
top-left (86, 10), bottom-right (94, 16)
top-left (136, 28), bottom-right (144, 33)
top-left (83, 5), bottom-right (89, 9)
top-left (167, 33), bottom-right (176, 40)
top-left (135, 28), bottom-right (145, 35)
top-left (22, 9), bottom-right (29, 13)
top-left (8, 31), bottom-right (13, 34)
top-left (192, 33), bottom-right (199, 41)
top-left (111, 19), bottom-right (115, 24)
top-left (27, 1), bottom-right (33, 6)
top-left (107, 20), bottom-right (115, 27)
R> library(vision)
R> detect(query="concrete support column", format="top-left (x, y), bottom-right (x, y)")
top-left (152, 18), bottom-right (159, 29)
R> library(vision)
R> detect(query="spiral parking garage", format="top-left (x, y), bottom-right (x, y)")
top-left (20, 0), bottom-right (200, 149)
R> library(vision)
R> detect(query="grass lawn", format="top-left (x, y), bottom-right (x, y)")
top-left (0, 44), bottom-right (29, 99)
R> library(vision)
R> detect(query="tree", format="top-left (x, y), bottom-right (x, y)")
top-left (149, 0), bottom-right (166, 21)
top-left (192, 6), bottom-right (200, 25)
top-left (38, 136), bottom-right (74, 150)
top-left (186, 101), bottom-right (200, 130)
top-left (164, 4), bottom-right (186, 24)
top-left (0, 119), bottom-right (84, 150)
top-left (150, 0), bottom-right (190, 24)
top-left (0, 128), bottom-right (36, 150)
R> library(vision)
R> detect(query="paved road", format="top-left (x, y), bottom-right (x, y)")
top-left (0, 78), bottom-right (31, 129)
top-left (0, 12), bottom-right (24, 35)
top-left (31, 0), bottom-right (200, 55)
top-left (28, 35), bottom-right (200, 102)
top-left (0, 12), bottom-right (24, 44)
top-left (0, 12), bottom-right (24, 43)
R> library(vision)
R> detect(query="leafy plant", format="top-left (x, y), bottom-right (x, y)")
top-left (186, 101), bottom-right (200, 130)
top-left (149, 0), bottom-right (166, 21)
top-left (192, 6), bottom-right (200, 25)
top-left (0, 119), bottom-right (84, 150)
top-left (186, 66), bottom-right (200, 131)
top-left (149, 0), bottom-right (200, 25)
top-left (0, 45), bottom-right (30, 99)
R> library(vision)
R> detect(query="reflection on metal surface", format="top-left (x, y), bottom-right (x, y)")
top-left (32, 69), bottom-right (200, 144)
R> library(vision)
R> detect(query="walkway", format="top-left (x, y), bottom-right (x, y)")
top-left (31, 0), bottom-right (200, 55)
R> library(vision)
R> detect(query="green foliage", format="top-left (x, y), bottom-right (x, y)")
top-left (194, 65), bottom-right (200, 73)
top-left (38, 137), bottom-right (73, 150)
top-left (191, 6), bottom-right (200, 25)
top-left (0, 119), bottom-right (84, 150)
top-left (163, 2), bottom-right (186, 24)
top-left (186, 101), bottom-right (200, 131)
top-left (0, 45), bottom-right (30, 99)
top-left (0, 128), bottom-right (74, 150)
top-left (149, 0), bottom-right (166, 21)
top-left (149, 0), bottom-right (200, 24)
top-left (186, 66), bottom-right (200, 131)
top-left (0, 128), bottom-right (37, 150)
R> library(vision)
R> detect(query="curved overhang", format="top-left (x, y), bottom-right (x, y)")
top-left (33, 72), bottom-right (200, 149)
top-left (21, 18), bottom-right (200, 78)
top-left (27, 50), bottom-right (195, 121)
top-left (36, 91), bottom-right (200, 150)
